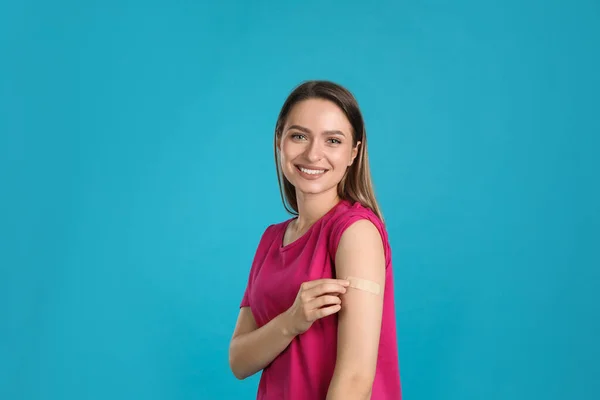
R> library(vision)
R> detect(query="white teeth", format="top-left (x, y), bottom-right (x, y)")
top-left (299, 167), bottom-right (325, 175)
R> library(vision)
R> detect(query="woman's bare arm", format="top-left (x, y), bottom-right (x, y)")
top-left (229, 279), bottom-right (349, 380)
top-left (228, 307), bottom-right (295, 380)
top-left (326, 220), bottom-right (386, 400)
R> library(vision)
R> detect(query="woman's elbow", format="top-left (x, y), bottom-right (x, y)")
top-left (230, 368), bottom-right (249, 381)
top-left (229, 359), bottom-right (250, 380)
top-left (329, 372), bottom-right (375, 399)
top-left (228, 343), bottom-right (248, 380)
top-left (229, 360), bottom-right (245, 380)
top-left (348, 374), bottom-right (375, 397)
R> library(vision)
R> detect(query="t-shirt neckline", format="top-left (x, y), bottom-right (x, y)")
top-left (279, 200), bottom-right (348, 252)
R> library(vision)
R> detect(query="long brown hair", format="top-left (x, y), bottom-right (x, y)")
top-left (274, 80), bottom-right (384, 222)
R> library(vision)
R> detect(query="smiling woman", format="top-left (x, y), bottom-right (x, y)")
top-left (228, 81), bottom-right (402, 400)
top-left (278, 99), bottom-right (358, 198)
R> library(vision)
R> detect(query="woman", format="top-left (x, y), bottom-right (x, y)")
top-left (229, 80), bottom-right (402, 399)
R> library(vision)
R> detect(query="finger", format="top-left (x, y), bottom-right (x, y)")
top-left (305, 283), bottom-right (347, 298)
top-left (315, 304), bottom-right (342, 319)
top-left (301, 279), bottom-right (349, 290)
top-left (307, 295), bottom-right (342, 310)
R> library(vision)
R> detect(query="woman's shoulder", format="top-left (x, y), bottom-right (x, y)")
top-left (328, 199), bottom-right (385, 231)
top-left (256, 217), bottom-right (294, 242)
top-left (326, 199), bottom-right (391, 263)
top-left (325, 200), bottom-right (387, 242)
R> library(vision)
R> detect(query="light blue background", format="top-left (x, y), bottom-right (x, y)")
top-left (1, 1), bottom-right (598, 399)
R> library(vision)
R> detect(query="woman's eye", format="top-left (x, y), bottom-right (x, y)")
top-left (291, 134), bottom-right (306, 140)
top-left (328, 138), bottom-right (342, 144)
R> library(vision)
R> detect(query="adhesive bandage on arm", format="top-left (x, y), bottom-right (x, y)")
top-left (345, 276), bottom-right (381, 295)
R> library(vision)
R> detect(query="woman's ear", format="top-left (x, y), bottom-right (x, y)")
top-left (349, 141), bottom-right (361, 166)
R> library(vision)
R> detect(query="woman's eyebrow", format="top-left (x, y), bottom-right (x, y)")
top-left (323, 130), bottom-right (346, 137)
top-left (287, 125), bottom-right (346, 137)
top-left (287, 125), bottom-right (311, 133)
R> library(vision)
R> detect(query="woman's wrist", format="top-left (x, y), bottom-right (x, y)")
top-left (278, 309), bottom-right (298, 338)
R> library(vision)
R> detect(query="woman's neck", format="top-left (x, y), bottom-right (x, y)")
top-left (293, 189), bottom-right (340, 232)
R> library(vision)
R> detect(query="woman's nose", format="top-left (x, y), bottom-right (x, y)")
top-left (304, 141), bottom-right (323, 162)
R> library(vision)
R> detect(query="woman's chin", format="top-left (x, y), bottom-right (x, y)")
top-left (294, 182), bottom-right (338, 197)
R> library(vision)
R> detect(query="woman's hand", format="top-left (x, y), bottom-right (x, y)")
top-left (284, 279), bottom-right (350, 336)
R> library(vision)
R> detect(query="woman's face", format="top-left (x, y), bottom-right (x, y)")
top-left (279, 98), bottom-right (359, 198)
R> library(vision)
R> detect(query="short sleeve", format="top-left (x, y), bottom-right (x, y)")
top-left (328, 207), bottom-right (390, 266)
top-left (240, 283), bottom-right (251, 308)
top-left (239, 224), bottom-right (274, 309)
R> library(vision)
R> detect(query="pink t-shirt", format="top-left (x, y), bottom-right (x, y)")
top-left (240, 199), bottom-right (402, 399)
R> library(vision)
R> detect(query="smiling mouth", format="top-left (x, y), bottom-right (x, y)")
top-left (296, 165), bottom-right (327, 175)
